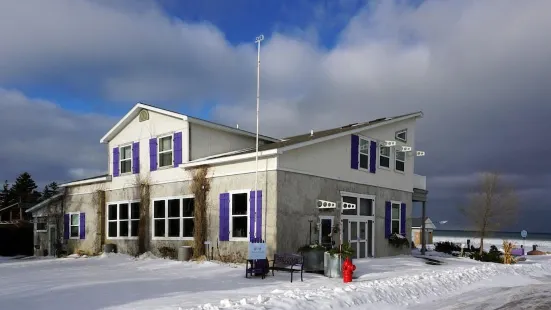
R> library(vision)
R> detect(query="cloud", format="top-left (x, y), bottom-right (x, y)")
top-left (0, 0), bottom-right (550, 230)
top-left (0, 88), bottom-right (114, 185)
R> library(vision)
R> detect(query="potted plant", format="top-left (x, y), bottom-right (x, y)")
top-left (298, 243), bottom-right (326, 273)
top-left (388, 233), bottom-right (409, 249)
top-left (324, 243), bottom-right (355, 278)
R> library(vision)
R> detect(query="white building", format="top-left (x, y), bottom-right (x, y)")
top-left (28, 103), bottom-right (428, 259)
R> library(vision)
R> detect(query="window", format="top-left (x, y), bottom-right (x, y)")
top-left (107, 202), bottom-right (140, 238)
top-left (380, 146), bottom-right (391, 168)
top-left (341, 194), bottom-right (374, 217)
top-left (395, 129), bottom-right (407, 142)
top-left (395, 150), bottom-right (405, 172)
top-left (158, 135), bottom-right (173, 168)
top-left (359, 138), bottom-right (370, 170)
top-left (70, 213), bottom-right (80, 238)
top-left (36, 217), bottom-right (47, 232)
top-left (120, 145), bottom-right (132, 174)
top-left (391, 202), bottom-right (401, 234)
top-left (152, 197), bottom-right (194, 239)
top-left (230, 192), bottom-right (248, 239)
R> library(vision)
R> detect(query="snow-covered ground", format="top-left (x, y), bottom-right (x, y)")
top-left (433, 236), bottom-right (551, 252)
top-left (2, 251), bottom-right (551, 310)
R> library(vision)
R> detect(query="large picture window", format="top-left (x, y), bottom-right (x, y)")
top-left (107, 202), bottom-right (140, 238)
top-left (152, 197), bottom-right (194, 239)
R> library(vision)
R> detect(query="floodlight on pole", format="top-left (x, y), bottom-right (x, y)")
top-left (254, 34), bottom-right (264, 241)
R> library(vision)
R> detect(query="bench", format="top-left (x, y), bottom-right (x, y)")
top-left (245, 259), bottom-right (269, 279)
top-left (270, 253), bottom-right (304, 282)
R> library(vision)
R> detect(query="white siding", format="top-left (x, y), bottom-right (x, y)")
top-left (277, 118), bottom-right (418, 192)
top-left (189, 123), bottom-right (264, 160)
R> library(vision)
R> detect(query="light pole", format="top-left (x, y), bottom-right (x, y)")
top-left (254, 34), bottom-right (264, 241)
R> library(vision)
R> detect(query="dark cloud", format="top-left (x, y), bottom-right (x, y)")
top-left (0, 0), bottom-right (549, 231)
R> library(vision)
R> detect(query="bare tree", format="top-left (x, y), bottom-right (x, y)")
top-left (460, 172), bottom-right (518, 254)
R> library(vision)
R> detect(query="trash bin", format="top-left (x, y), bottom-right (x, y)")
top-left (178, 246), bottom-right (192, 261)
top-left (104, 243), bottom-right (117, 253)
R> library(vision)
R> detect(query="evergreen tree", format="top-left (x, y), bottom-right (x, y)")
top-left (10, 172), bottom-right (41, 205)
top-left (0, 180), bottom-right (12, 208)
top-left (41, 182), bottom-right (59, 201)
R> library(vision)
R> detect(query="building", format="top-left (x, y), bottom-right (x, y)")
top-left (411, 217), bottom-right (436, 246)
top-left (27, 103), bottom-right (428, 259)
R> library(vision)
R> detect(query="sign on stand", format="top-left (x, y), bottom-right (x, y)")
top-left (248, 242), bottom-right (266, 260)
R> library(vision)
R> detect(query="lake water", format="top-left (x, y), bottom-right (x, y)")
top-left (433, 230), bottom-right (551, 252)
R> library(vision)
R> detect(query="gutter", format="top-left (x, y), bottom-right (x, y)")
top-left (60, 175), bottom-right (112, 188)
top-left (180, 149), bottom-right (281, 169)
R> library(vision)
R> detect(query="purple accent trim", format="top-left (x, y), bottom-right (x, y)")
top-left (63, 214), bottom-right (69, 239)
top-left (112, 147), bottom-right (119, 177)
top-left (249, 191), bottom-right (256, 241)
top-left (385, 201), bottom-right (391, 239)
top-left (400, 203), bottom-right (406, 237)
top-left (80, 213), bottom-right (86, 240)
top-left (149, 138), bottom-right (157, 171)
top-left (219, 193), bottom-right (230, 241)
top-left (369, 141), bottom-right (377, 173)
top-left (132, 142), bottom-right (140, 174)
top-left (351, 135), bottom-right (359, 170)
top-left (173, 132), bottom-right (183, 167)
top-left (256, 191), bottom-right (262, 241)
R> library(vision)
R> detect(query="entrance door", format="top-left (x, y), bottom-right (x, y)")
top-left (344, 219), bottom-right (374, 258)
top-left (49, 226), bottom-right (56, 256)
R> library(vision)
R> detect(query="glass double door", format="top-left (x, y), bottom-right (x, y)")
top-left (342, 217), bottom-right (374, 258)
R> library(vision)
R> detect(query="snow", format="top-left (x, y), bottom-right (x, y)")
top-left (433, 236), bottom-right (551, 253)
top-left (1, 250), bottom-right (551, 310)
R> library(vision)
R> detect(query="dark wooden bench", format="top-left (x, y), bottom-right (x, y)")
top-left (270, 253), bottom-right (304, 282)
top-left (245, 259), bottom-right (269, 279)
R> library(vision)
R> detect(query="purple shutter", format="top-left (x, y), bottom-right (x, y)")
top-left (256, 190), bottom-right (262, 242)
top-left (249, 191), bottom-right (256, 241)
top-left (351, 135), bottom-right (359, 170)
top-left (132, 142), bottom-right (140, 174)
top-left (385, 201), bottom-right (391, 239)
top-left (400, 203), bottom-right (406, 237)
top-left (63, 214), bottom-right (70, 239)
top-left (79, 212), bottom-right (86, 239)
top-left (219, 193), bottom-right (230, 241)
top-left (173, 132), bottom-right (183, 167)
top-left (112, 147), bottom-right (120, 177)
top-left (149, 138), bottom-right (157, 171)
top-left (369, 141), bottom-right (377, 173)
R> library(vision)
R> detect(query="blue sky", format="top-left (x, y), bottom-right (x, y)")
top-left (1, 0), bottom-right (551, 232)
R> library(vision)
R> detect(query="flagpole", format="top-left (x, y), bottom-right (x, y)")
top-left (254, 34), bottom-right (264, 241)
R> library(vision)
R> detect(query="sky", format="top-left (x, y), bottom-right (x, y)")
top-left (1, 0), bottom-right (550, 232)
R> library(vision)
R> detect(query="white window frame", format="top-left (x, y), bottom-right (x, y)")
top-left (106, 200), bottom-right (140, 240)
top-left (151, 195), bottom-right (195, 240)
top-left (68, 212), bottom-right (81, 239)
top-left (395, 129), bottom-right (407, 142)
top-left (228, 189), bottom-right (250, 242)
top-left (119, 144), bottom-right (133, 174)
top-left (318, 215), bottom-right (334, 245)
top-left (157, 134), bottom-right (173, 168)
top-left (379, 145), bottom-right (391, 169)
top-left (358, 137), bottom-right (370, 171)
top-left (35, 217), bottom-right (47, 232)
top-left (395, 150), bottom-right (406, 173)
top-left (390, 201), bottom-right (402, 235)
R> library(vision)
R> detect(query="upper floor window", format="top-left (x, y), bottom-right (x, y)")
top-left (395, 129), bottom-right (407, 143)
top-left (158, 135), bottom-right (173, 167)
top-left (359, 138), bottom-right (370, 170)
top-left (379, 146), bottom-right (391, 168)
top-left (395, 150), bottom-right (405, 172)
top-left (120, 145), bottom-right (132, 174)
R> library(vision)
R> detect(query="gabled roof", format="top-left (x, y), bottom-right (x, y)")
top-left (181, 111), bottom-right (423, 168)
top-left (100, 102), bottom-right (280, 144)
top-left (412, 217), bottom-right (436, 229)
top-left (26, 192), bottom-right (65, 214)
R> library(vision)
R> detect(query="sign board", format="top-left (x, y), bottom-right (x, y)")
top-left (521, 230), bottom-right (527, 238)
top-left (248, 242), bottom-right (266, 260)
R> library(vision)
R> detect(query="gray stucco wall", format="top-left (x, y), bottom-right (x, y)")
top-left (276, 171), bottom-right (412, 257)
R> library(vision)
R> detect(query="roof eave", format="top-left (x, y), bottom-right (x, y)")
top-left (60, 175), bottom-right (111, 187)
top-left (180, 149), bottom-right (281, 169)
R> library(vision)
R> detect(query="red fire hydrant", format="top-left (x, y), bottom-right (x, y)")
top-left (342, 257), bottom-right (356, 283)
